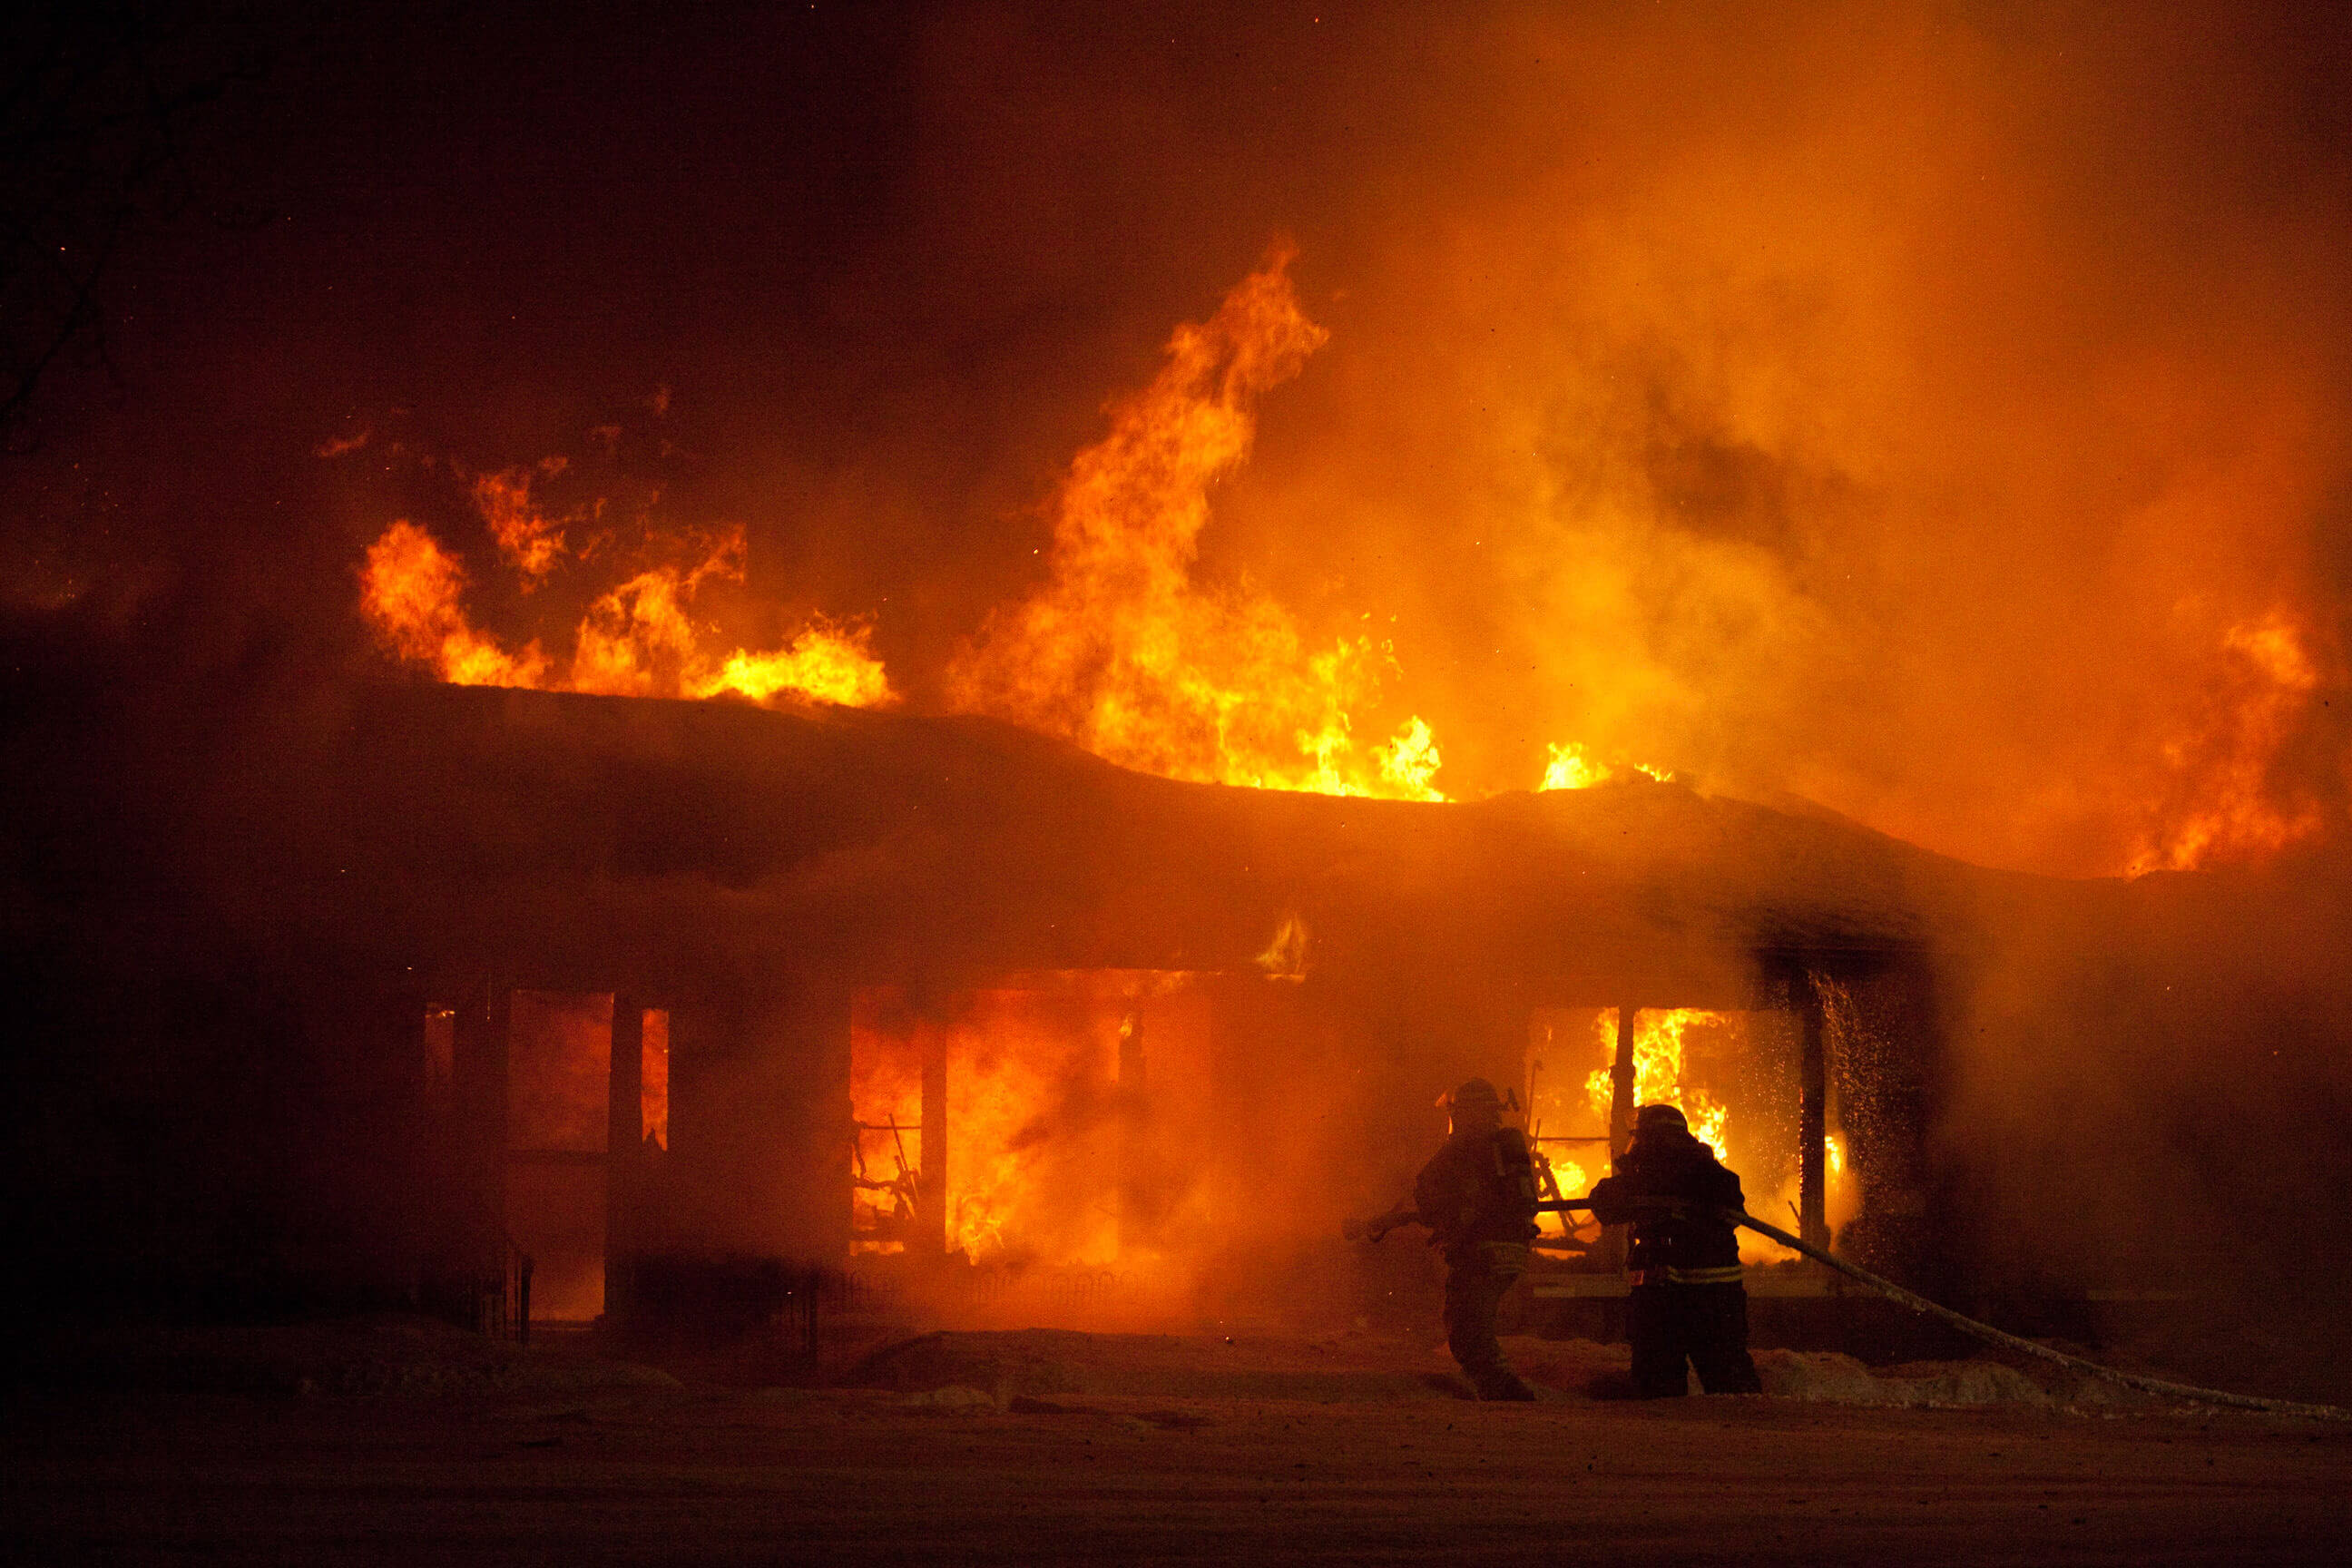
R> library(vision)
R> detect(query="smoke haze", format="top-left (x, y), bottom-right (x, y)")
top-left (5, 1), bottom-right (2349, 876)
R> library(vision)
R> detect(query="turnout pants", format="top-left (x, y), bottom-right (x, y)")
top-left (1443, 1242), bottom-right (1529, 1394)
top-left (1628, 1281), bottom-right (1763, 1396)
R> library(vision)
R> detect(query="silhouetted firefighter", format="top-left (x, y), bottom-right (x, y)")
top-left (1587, 1103), bottom-right (1763, 1396)
top-left (1412, 1078), bottom-right (1541, 1401)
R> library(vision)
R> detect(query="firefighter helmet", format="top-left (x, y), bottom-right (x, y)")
top-left (1448, 1077), bottom-right (1503, 1111)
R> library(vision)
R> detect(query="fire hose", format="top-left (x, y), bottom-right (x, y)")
top-left (1348, 1197), bottom-right (2352, 1422)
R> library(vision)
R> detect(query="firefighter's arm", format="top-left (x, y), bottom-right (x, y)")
top-left (1343, 1199), bottom-right (1424, 1242)
top-left (1414, 1157), bottom-right (1475, 1240)
top-left (1585, 1174), bottom-right (1632, 1227)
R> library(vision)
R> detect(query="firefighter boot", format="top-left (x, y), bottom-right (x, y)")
top-left (1474, 1367), bottom-right (1538, 1402)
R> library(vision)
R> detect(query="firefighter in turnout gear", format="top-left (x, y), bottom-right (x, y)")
top-left (1413, 1078), bottom-right (1541, 1401)
top-left (1587, 1103), bottom-right (1764, 1396)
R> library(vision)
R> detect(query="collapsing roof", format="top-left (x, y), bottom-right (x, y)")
top-left (335, 681), bottom-right (2036, 1008)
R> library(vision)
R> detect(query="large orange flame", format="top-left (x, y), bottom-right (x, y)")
top-left (849, 993), bottom-right (1122, 1267)
top-left (1582, 1008), bottom-right (1730, 1153)
top-left (360, 522), bottom-right (553, 688)
top-left (1528, 1007), bottom-right (1857, 1261)
top-left (351, 243), bottom-right (2341, 874)
top-left (359, 503), bottom-right (893, 710)
top-left (2127, 610), bottom-right (2328, 875)
top-left (946, 246), bottom-right (1446, 801)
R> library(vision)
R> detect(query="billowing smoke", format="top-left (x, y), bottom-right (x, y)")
top-left (1094, 1), bottom-right (2352, 878)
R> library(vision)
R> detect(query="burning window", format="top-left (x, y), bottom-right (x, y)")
top-left (505, 990), bottom-right (613, 1322)
top-left (640, 1009), bottom-right (669, 1153)
top-left (851, 988), bottom-right (1126, 1266)
top-left (1525, 1006), bottom-right (1856, 1263)
top-left (849, 980), bottom-right (1217, 1285)
top-left (495, 992), bottom-right (666, 1321)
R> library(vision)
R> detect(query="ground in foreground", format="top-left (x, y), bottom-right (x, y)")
top-left (5, 1323), bottom-right (2348, 1565)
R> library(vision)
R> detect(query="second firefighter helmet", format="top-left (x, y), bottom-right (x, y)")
top-left (1632, 1102), bottom-right (1690, 1133)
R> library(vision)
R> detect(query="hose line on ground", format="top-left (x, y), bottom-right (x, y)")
top-left (1370, 1194), bottom-right (2352, 1421)
top-left (1668, 1202), bottom-right (2352, 1422)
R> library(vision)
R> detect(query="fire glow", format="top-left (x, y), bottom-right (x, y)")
top-left (360, 486), bottom-right (893, 711)
top-left (851, 993), bottom-right (1129, 1269)
top-left (346, 240), bottom-right (2324, 1293)
top-left (1531, 1008), bottom-right (1857, 1264)
top-left (354, 250), bottom-right (2341, 874)
top-left (353, 252), bottom-right (1637, 804)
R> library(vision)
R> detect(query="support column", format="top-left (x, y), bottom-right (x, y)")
top-left (1116, 1010), bottom-right (1146, 1256)
top-left (453, 978), bottom-right (512, 1333)
top-left (1797, 971), bottom-right (1830, 1253)
top-left (920, 1021), bottom-right (949, 1259)
top-left (1608, 1004), bottom-right (1639, 1161)
top-left (606, 996), bottom-right (644, 1328)
top-left (1604, 1004), bottom-right (1639, 1273)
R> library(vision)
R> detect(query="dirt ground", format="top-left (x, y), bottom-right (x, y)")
top-left (6, 1320), bottom-right (2351, 1565)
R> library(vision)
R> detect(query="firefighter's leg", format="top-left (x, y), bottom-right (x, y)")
top-left (1687, 1283), bottom-right (1764, 1395)
top-left (1444, 1262), bottom-right (1502, 1375)
top-left (1446, 1259), bottom-right (1534, 1400)
top-left (1626, 1283), bottom-right (1690, 1397)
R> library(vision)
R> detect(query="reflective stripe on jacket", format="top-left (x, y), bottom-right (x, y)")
top-left (1628, 1264), bottom-right (1745, 1287)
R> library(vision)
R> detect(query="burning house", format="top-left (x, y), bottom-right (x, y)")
top-left (18, 11), bottom-right (2352, 1561)
top-left (9, 226), bottom-right (2343, 1372)
top-left (5, 0), bottom-right (2348, 1393)
top-left (308, 676), bottom-right (2062, 1342)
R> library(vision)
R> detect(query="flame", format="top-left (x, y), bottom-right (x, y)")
top-left (945, 1002), bottom-right (1122, 1265)
top-left (850, 993), bottom-right (1122, 1267)
top-left (1530, 1008), bottom-right (1860, 1259)
top-left (1583, 1008), bottom-right (1730, 1152)
top-left (360, 521), bottom-right (552, 688)
top-left (1540, 740), bottom-right (1674, 790)
top-left (359, 500), bottom-right (895, 710)
top-left (693, 618), bottom-right (897, 710)
top-left (1534, 1151), bottom-right (1594, 1240)
top-left (849, 1027), bottom-right (923, 1253)
top-left (1255, 911), bottom-right (1310, 980)
top-left (946, 246), bottom-right (1446, 801)
top-left (566, 539), bottom-right (745, 698)
top-left (471, 459), bottom-right (576, 583)
top-left (345, 238), bottom-right (2343, 879)
top-left (640, 1009), bottom-right (669, 1152)
top-left (1541, 742), bottom-right (1611, 791)
top-left (1376, 715), bottom-right (1445, 798)
top-left (2127, 610), bottom-right (2328, 875)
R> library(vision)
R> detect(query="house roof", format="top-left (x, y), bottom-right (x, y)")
top-left (328, 682), bottom-right (2059, 1005)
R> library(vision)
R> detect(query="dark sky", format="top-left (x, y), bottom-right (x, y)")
top-left (8, 0), bottom-right (2352, 875)
top-left (12, 3), bottom-right (1383, 661)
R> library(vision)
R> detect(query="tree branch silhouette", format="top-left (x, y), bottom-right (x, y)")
top-left (1, 3), bottom-right (263, 450)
